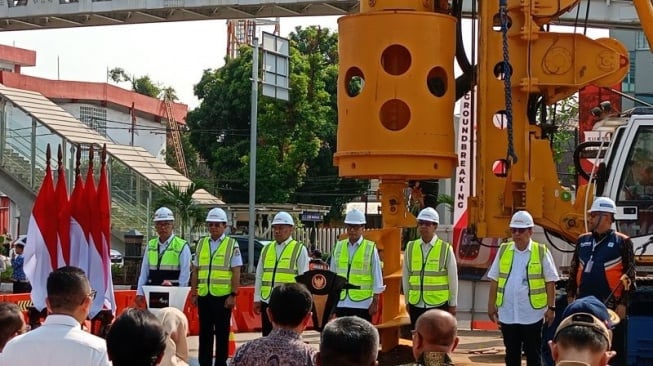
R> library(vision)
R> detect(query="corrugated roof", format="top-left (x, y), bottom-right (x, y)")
top-left (0, 84), bottom-right (222, 205)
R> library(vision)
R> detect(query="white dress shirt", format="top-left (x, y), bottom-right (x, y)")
top-left (330, 236), bottom-right (386, 309)
top-left (0, 314), bottom-right (110, 366)
top-left (401, 234), bottom-right (459, 307)
top-left (487, 240), bottom-right (560, 325)
top-left (254, 237), bottom-right (310, 303)
top-left (137, 234), bottom-right (192, 295)
top-left (191, 234), bottom-right (243, 268)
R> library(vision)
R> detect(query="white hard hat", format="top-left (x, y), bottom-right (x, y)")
top-left (272, 211), bottom-right (294, 226)
top-left (589, 197), bottom-right (617, 214)
top-left (154, 207), bottom-right (175, 222)
top-left (509, 211), bottom-right (534, 228)
top-left (344, 209), bottom-right (366, 225)
top-left (206, 208), bottom-right (228, 223)
top-left (417, 207), bottom-right (439, 224)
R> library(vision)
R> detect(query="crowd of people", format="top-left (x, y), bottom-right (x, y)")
top-left (0, 195), bottom-right (637, 366)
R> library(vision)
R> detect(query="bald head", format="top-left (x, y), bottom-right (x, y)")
top-left (415, 310), bottom-right (458, 351)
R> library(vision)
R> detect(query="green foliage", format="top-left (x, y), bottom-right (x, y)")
top-left (546, 96), bottom-right (579, 187)
top-left (187, 26), bottom-right (368, 210)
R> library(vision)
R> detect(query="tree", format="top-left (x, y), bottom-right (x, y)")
top-left (107, 67), bottom-right (166, 99)
top-left (187, 26), bottom-right (368, 216)
top-left (154, 182), bottom-right (205, 241)
top-left (545, 95), bottom-right (579, 187)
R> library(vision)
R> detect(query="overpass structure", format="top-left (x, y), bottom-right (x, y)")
top-left (0, 0), bottom-right (644, 31)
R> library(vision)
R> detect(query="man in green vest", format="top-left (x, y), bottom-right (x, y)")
top-left (190, 207), bottom-right (242, 366)
top-left (402, 207), bottom-right (458, 329)
top-left (254, 211), bottom-right (309, 336)
top-left (487, 210), bottom-right (559, 366)
top-left (330, 209), bottom-right (385, 322)
top-left (135, 207), bottom-right (192, 307)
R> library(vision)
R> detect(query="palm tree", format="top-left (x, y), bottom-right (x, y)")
top-left (155, 182), bottom-right (205, 241)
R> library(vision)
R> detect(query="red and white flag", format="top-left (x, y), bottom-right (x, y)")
top-left (89, 146), bottom-right (116, 317)
top-left (69, 166), bottom-right (89, 275)
top-left (55, 152), bottom-right (71, 268)
top-left (23, 144), bottom-right (59, 311)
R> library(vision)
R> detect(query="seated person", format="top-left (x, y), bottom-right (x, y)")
top-left (155, 307), bottom-right (190, 366)
top-left (106, 308), bottom-right (167, 366)
top-left (0, 302), bottom-right (26, 352)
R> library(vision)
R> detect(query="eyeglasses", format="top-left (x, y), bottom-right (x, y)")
top-left (155, 222), bottom-right (172, 227)
top-left (80, 289), bottom-right (97, 305)
top-left (418, 221), bottom-right (435, 227)
top-left (346, 225), bottom-right (364, 230)
top-left (207, 222), bottom-right (223, 227)
top-left (510, 228), bottom-right (528, 233)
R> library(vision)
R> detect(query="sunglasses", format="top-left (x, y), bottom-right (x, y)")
top-left (510, 228), bottom-right (528, 233)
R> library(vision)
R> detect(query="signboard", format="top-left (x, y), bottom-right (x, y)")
top-left (262, 31), bottom-right (290, 101)
top-left (302, 211), bottom-right (323, 222)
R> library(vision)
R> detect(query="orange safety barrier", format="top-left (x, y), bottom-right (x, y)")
top-left (471, 319), bottom-right (499, 331)
top-left (233, 286), bottom-right (261, 332)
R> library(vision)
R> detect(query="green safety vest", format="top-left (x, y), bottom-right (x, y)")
top-left (147, 236), bottom-right (187, 285)
top-left (196, 236), bottom-right (236, 297)
top-left (260, 240), bottom-right (302, 301)
top-left (496, 241), bottom-right (547, 309)
top-left (334, 239), bottom-right (375, 302)
top-left (405, 238), bottom-right (450, 306)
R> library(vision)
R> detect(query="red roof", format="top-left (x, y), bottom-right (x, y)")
top-left (0, 45), bottom-right (36, 67)
top-left (0, 71), bottom-right (187, 124)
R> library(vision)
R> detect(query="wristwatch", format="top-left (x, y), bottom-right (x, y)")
top-left (230, 292), bottom-right (239, 297)
top-left (548, 306), bottom-right (556, 311)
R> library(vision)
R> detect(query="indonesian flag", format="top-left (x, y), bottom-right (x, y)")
top-left (88, 146), bottom-right (116, 317)
top-left (55, 159), bottom-right (71, 267)
top-left (69, 167), bottom-right (89, 275)
top-left (23, 144), bottom-right (59, 311)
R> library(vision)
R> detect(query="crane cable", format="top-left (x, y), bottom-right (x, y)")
top-left (500, 0), bottom-right (518, 166)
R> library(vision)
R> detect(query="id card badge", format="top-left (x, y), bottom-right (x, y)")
top-left (584, 258), bottom-right (594, 273)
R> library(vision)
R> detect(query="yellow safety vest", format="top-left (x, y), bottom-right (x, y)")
top-left (405, 238), bottom-right (450, 306)
top-left (334, 239), bottom-right (375, 302)
top-left (260, 240), bottom-right (302, 301)
top-left (147, 236), bottom-right (187, 285)
top-left (196, 236), bottom-right (236, 297)
top-left (496, 241), bottom-right (547, 309)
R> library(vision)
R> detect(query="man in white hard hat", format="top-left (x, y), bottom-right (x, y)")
top-left (329, 209), bottom-right (384, 322)
top-left (487, 210), bottom-right (559, 366)
top-left (135, 207), bottom-right (192, 307)
top-left (566, 197), bottom-right (635, 366)
top-left (254, 211), bottom-right (310, 336)
top-left (402, 207), bottom-right (458, 329)
top-left (190, 207), bottom-right (242, 366)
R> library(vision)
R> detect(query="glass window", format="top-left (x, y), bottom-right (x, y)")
top-left (617, 126), bottom-right (653, 237)
top-left (636, 31), bottom-right (650, 50)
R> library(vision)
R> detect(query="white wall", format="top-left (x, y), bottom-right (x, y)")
top-left (59, 103), bottom-right (167, 160)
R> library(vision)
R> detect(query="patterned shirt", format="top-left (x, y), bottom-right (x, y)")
top-left (11, 254), bottom-right (27, 282)
top-left (231, 328), bottom-right (316, 366)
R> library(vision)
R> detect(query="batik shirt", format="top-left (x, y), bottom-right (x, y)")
top-left (231, 328), bottom-right (316, 366)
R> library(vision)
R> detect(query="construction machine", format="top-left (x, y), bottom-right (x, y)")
top-left (333, 0), bottom-right (653, 354)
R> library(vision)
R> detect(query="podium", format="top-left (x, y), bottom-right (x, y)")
top-left (296, 269), bottom-right (357, 331)
top-left (142, 286), bottom-right (190, 315)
